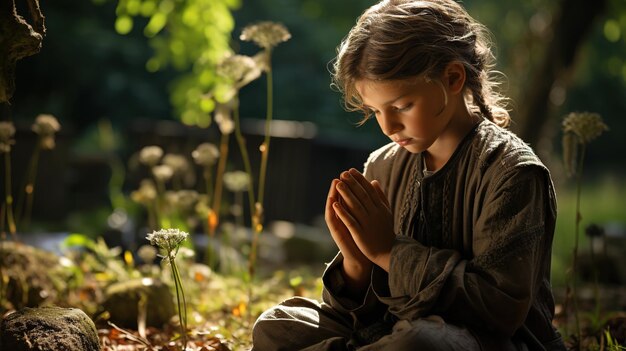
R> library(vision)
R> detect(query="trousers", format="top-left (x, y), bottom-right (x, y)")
top-left (250, 297), bottom-right (506, 351)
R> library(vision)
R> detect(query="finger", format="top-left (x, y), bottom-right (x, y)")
top-left (338, 171), bottom-right (372, 212)
top-left (326, 179), bottom-right (343, 222)
top-left (333, 200), bottom-right (362, 236)
top-left (345, 168), bottom-right (381, 213)
top-left (336, 179), bottom-right (368, 216)
top-left (371, 180), bottom-right (391, 209)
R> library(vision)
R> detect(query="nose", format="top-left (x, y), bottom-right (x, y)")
top-left (377, 112), bottom-right (403, 136)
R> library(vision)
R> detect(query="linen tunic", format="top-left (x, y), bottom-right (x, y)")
top-left (252, 119), bottom-right (565, 350)
top-left (321, 119), bottom-right (564, 349)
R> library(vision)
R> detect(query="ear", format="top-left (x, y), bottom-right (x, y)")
top-left (443, 62), bottom-right (466, 95)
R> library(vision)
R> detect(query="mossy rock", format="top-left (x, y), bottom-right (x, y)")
top-left (103, 278), bottom-right (175, 328)
top-left (0, 306), bottom-right (100, 351)
top-left (0, 241), bottom-right (67, 309)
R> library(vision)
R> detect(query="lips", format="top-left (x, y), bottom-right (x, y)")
top-left (394, 138), bottom-right (413, 146)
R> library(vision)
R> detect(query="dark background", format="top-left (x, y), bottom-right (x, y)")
top-left (3, 0), bottom-right (626, 235)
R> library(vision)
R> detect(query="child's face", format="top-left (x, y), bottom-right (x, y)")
top-left (356, 77), bottom-right (452, 154)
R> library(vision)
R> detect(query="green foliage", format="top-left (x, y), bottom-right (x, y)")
top-left (112, 0), bottom-right (241, 127)
top-left (61, 233), bottom-right (134, 283)
top-left (605, 329), bottom-right (626, 350)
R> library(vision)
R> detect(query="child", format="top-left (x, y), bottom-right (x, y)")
top-left (253, 0), bottom-right (565, 349)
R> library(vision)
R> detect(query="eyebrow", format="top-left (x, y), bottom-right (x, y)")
top-left (362, 92), bottom-right (410, 110)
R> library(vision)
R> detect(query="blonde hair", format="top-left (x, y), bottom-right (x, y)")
top-left (332, 0), bottom-right (510, 128)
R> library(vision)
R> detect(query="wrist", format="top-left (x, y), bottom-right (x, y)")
top-left (341, 258), bottom-right (371, 293)
top-left (373, 251), bottom-right (391, 272)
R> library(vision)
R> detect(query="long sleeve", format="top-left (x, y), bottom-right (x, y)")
top-left (372, 165), bottom-right (555, 337)
top-left (321, 253), bottom-right (388, 328)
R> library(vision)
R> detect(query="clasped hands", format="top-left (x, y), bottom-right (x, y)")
top-left (325, 168), bottom-right (395, 279)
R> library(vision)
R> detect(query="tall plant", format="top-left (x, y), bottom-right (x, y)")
top-left (15, 114), bottom-right (61, 231)
top-left (561, 111), bottom-right (608, 344)
top-left (238, 22), bottom-right (291, 280)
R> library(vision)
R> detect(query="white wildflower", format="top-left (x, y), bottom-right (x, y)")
top-left (217, 54), bottom-right (261, 89)
top-left (32, 114), bottom-right (61, 135)
top-left (223, 171), bottom-right (250, 192)
top-left (192, 143), bottom-right (220, 167)
top-left (562, 112), bottom-right (609, 177)
top-left (164, 190), bottom-right (179, 207)
top-left (146, 228), bottom-right (189, 256)
top-left (139, 146), bottom-right (164, 166)
top-left (562, 112), bottom-right (608, 144)
top-left (240, 21), bottom-right (291, 49)
top-left (253, 51), bottom-right (270, 73)
top-left (163, 153), bottom-right (190, 174)
top-left (32, 114), bottom-right (61, 150)
top-left (137, 244), bottom-right (158, 264)
top-left (177, 190), bottom-right (199, 210)
top-left (0, 121), bottom-right (16, 153)
top-left (215, 104), bottom-right (235, 135)
top-left (130, 179), bottom-right (157, 205)
top-left (178, 247), bottom-right (195, 260)
top-left (152, 164), bottom-right (174, 182)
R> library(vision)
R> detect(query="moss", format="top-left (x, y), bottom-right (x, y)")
top-left (103, 278), bottom-right (175, 328)
top-left (0, 306), bottom-right (100, 351)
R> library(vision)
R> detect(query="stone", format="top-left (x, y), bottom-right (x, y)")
top-left (103, 277), bottom-right (175, 328)
top-left (0, 241), bottom-right (67, 309)
top-left (0, 306), bottom-right (100, 351)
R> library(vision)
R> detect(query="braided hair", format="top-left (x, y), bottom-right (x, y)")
top-left (332, 0), bottom-right (510, 128)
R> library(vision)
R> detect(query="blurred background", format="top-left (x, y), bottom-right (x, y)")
top-left (2, 0), bottom-right (626, 286)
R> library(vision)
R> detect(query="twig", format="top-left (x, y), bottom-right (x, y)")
top-left (107, 321), bottom-right (155, 349)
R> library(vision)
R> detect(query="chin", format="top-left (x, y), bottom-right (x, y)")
top-left (403, 145), bottom-right (427, 154)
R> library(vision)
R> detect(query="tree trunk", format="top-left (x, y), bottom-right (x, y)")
top-left (0, 0), bottom-right (46, 104)
top-left (514, 0), bottom-right (607, 145)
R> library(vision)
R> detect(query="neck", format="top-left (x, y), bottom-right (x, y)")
top-left (424, 101), bottom-right (481, 171)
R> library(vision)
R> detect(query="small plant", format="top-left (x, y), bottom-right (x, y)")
top-left (146, 228), bottom-right (189, 349)
top-left (561, 111), bottom-right (609, 344)
top-left (604, 328), bottom-right (626, 350)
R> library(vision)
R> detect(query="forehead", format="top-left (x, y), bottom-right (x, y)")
top-left (355, 77), bottom-right (430, 105)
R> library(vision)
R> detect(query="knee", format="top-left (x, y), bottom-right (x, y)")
top-left (252, 305), bottom-right (284, 340)
top-left (379, 318), bottom-right (480, 351)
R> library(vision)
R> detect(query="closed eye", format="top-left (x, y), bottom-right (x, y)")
top-left (394, 103), bottom-right (413, 112)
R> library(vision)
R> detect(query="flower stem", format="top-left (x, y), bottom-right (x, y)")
top-left (257, 50), bottom-right (273, 207)
top-left (3, 153), bottom-right (16, 236)
top-left (232, 98), bottom-right (257, 227)
top-left (248, 50), bottom-right (274, 283)
top-left (571, 143), bottom-right (586, 344)
top-left (211, 132), bottom-right (230, 234)
top-left (169, 255), bottom-right (187, 349)
top-left (15, 141), bottom-right (40, 231)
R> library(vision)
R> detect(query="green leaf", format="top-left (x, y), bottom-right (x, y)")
top-left (145, 12), bottom-right (167, 37)
top-left (115, 15), bottom-right (134, 35)
top-left (61, 233), bottom-right (97, 251)
top-left (604, 19), bottom-right (621, 43)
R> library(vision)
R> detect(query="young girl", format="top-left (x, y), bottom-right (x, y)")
top-left (253, 0), bottom-right (565, 350)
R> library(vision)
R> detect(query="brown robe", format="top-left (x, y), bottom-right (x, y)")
top-left (253, 120), bottom-right (565, 351)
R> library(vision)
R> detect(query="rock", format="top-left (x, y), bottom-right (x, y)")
top-left (103, 277), bottom-right (175, 328)
top-left (0, 306), bottom-right (100, 351)
top-left (0, 241), bottom-right (67, 309)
